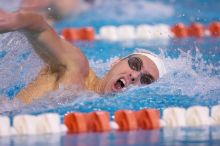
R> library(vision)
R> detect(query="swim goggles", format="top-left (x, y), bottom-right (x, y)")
top-left (127, 56), bottom-right (155, 85)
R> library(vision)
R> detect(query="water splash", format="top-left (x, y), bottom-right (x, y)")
top-left (0, 32), bottom-right (43, 96)
top-left (0, 31), bottom-right (219, 116)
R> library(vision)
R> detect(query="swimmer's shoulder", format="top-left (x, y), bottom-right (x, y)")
top-left (59, 38), bottom-right (90, 78)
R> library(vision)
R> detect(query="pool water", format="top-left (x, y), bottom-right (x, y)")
top-left (0, 0), bottom-right (220, 145)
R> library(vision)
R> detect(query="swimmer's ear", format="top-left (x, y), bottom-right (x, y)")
top-left (110, 58), bottom-right (121, 68)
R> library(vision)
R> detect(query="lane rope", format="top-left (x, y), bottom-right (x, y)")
top-left (1, 105), bottom-right (220, 136)
top-left (61, 22), bottom-right (220, 41)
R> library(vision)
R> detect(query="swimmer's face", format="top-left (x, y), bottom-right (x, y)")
top-left (103, 54), bottom-right (159, 93)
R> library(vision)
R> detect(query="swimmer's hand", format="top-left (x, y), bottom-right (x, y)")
top-left (0, 10), bottom-right (88, 70)
top-left (0, 10), bottom-right (62, 67)
top-left (0, 10), bottom-right (48, 33)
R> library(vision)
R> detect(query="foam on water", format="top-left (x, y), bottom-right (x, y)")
top-left (162, 49), bottom-right (220, 97)
top-left (0, 32), bottom-right (43, 94)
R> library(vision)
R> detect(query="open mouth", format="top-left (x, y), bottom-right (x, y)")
top-left (113, 77), bottom-right (126, 91)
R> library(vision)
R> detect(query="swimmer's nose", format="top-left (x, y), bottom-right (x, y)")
top-left (129, 72), bottom-right (140, 84)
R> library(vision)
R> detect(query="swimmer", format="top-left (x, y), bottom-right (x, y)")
top-left (0, 11), bottom-right (166, 104)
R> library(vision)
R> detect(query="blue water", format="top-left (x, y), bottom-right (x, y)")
top-left (0, 0), bottom-right (220, 145)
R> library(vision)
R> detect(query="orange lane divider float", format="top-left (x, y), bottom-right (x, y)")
top-left (64, 112), bottom-right (87, 134)
top-left (171, 22), bottom-right (220, 38)
top-left (171, 22), bottom-right (206, 38)
top-left (115, 110), bottom-right (138, 131)
top-left (64, 111), bottom-right (111, 133)
top-left (135, 109), bottom-right (160, 130)
top-left (171, 23), bottom-right (188, 38)
top-left (209, 22), bottom-right (220, 37)
top-left (62, 27), bottom-right (95, 41)
top-left (64, 108), bottom-right (161, 133)
top-left (172, 22), bottom-right (207, 38)
top-left (86, 111), bottom-right (111, 132)
top-left (188, 22), bottom-right (205, 38)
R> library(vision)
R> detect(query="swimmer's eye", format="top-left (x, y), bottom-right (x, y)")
top-left (128, 57), bottom-right (143, 71)
top-left (140, 73), bottom-right (155, 85)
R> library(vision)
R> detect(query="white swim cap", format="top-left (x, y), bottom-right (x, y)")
top-left (131, 51), bottom-right (166, 78)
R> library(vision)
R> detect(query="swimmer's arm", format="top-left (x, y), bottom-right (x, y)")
top-left (0, 11), bottom-right (89, 74)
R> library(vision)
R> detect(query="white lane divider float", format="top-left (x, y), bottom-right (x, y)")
top-left (163, 107), bottom-right (186, 127)
top-left (136, 25), bottom-right (155, 40)
top-left (37, 113), bottom-right (67, 134)
top-left (117, 25), bottom-right (136, 41)
top-left (153, 24), bottom-right (174, 39)
top-left (163, 106), bottom-right (215, 128)
top-left (14, 115), bottom-right (38, 135)
top-left (0, 116), bottom-right (11, 136)
top-left (211, 105), bottom-right (220, 125)
top-left (9, 113), bottom-right (67, 136)
top-left (186, 106), bottom-right (210, 126)
top-left (98, 24), bottom-right (174, 41)
top-left (109, 121), bottom-right (119, 130)
top-left (99, 26), bottom-right (118, 41)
